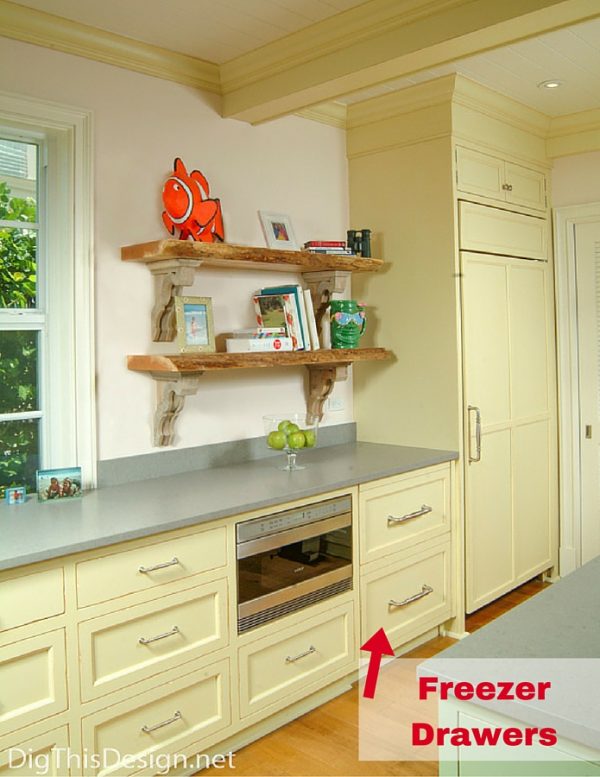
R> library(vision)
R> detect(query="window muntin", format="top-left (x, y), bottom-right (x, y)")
top-left (0, 135), bottom-right (43, 496)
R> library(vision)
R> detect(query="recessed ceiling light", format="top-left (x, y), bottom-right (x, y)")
top-left (538, 79), bottom-right (562, 89)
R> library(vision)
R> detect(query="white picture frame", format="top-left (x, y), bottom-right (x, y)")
top-left (259, 211), bottom-right (298, 250)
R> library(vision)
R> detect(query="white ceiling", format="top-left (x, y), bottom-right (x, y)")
top-left (10, 0), bottom-right (368, 64)
top-left (8, 2), bottom-right (600, 117)
top-left (337, 17), bottom-right (600, 117)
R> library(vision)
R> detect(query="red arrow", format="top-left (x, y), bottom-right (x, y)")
top-left (361, 628), bottom-right (395, 699)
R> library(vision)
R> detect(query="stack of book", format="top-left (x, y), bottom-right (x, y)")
top-left (243, 284), bottom-right (321, 351)
top-left (303, 240), bottom-right (355, 256)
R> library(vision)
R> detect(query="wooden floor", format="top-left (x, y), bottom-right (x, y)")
top-left (203, 579), bottom-right (549, 777)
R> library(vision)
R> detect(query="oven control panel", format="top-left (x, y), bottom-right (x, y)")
top-left (236, 495), bottom-right (352, 543)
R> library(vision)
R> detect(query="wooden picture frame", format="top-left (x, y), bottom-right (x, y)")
top-left (174, 295), bottom-right (216, 353)
top-left (259, 211), bottom-right (298, 250)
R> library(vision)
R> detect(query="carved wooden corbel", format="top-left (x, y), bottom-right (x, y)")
top-left (303, 270), bottom-right (351, 331)
top-left (152, 374), bottom-right (203, 446)
top-left (150, 259), bottom-right (202, 341)
top-left (306, 364), bottom-right (349, 424)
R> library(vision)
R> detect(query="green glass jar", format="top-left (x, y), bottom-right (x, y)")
top-left (330, 300), bottom-right (366, 349)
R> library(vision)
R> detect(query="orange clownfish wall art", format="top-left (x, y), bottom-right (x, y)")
top-left (162, 158), bottom-right (225, 242)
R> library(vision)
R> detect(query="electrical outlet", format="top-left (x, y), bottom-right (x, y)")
top-left (327, 396), bottom-right (345, 412)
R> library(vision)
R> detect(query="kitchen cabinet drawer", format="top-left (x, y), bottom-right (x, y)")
top-left (456, 147), bottom-right (546, 212)
top-left (459, 201), bottom-right (547, 261)
top-left (0, 630), bottom-right (68, 736)
top-left (81, 658), bottom-right (230, 776)
top-left (239, 601), bottom-right (355, 719)
top-left (0, 726), bottom-right (69, 776)
top-left (359, 464), bottom-right (450, 564)
top-left (76, 525), bottom-right (227, 607)
top-left (361, 541), bottom-right (451, 650)
top-left (79, 578), bottom-right (229, 701)
top-left (0, 568), bottom-right (64, 633)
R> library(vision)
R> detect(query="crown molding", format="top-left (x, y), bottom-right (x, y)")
top-left (346, 75), bottom-right (456, 129)
top-left (451, 75), bottom-right (550, 137)
top-left (295, 101), bottom-right (347, 129)
top-left (0, 0), bottom-right (220, 94)
top-left (547, 107), bottom-right (600, 157)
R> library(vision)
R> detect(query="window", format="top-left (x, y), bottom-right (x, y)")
top-left (0, 94), bottom-right (94, 498)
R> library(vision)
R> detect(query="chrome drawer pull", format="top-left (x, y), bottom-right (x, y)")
top-left (138, 557), bottom-right (180, 574)
top-left (285, 645), bottom-right (316, 663)
top-left (141, 710), bottom-right (182, 734)
top-left (389, 584), bottom-right (434, 608)
top-left (139, 625), bottom-right (180, 645)
top-left (388, 504), bottom-right (432, 525)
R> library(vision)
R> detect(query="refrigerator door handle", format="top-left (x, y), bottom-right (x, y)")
top-left (468, 405), bottom-right (482, 463)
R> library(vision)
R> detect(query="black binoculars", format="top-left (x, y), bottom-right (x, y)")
top-left (347, 229), bottom-right (371, 258)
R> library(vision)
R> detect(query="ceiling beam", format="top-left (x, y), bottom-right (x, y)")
top-left (220, 0), bottom-right (600, 124)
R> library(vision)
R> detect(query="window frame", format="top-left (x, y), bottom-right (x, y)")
top-left (0, 91), bottom-right (96, 488)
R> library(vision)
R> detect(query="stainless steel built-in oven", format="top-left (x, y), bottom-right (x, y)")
top-left (236, 495), bottom-right (352, 633)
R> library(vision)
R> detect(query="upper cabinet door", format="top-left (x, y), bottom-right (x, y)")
top-left (459, 202), bottom-right (547, 261)
top-left (456, 146), bottom-right (547, 213)
top-left (504, 162), bottom-right (546, 211)
top-left (456, 147), bottom-right (504, 201)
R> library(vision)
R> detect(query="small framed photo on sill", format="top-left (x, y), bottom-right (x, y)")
top-left (37, 467), bottom-right (82, 502)
top-left (174, 296), bottom-right (216, 353)
top-left (259, 211), bottom-right (298, 250)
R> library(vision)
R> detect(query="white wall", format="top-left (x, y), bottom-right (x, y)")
top-left (552, 151), bottom-right (600, 207)
top-left (0, 38), bottom-right (352, 461)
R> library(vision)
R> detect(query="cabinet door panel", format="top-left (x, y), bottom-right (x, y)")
top-left (462, 254), bottom-right (510, 426)
top-left (465, 429), bottom-right (513, 613)
top-left (460, 202), bottom-right (547, 261)
top-left (81, 659), bottom-right (230, 777)
top-left (0, 568), bottom-right (64, 633)
top-left (0, 726), bottom-right (69, 776)
top-left (76, 525), bottom-right (227, 607)
top-left (359, 464), bottom-right (451, 564)
top-left (361, 541), bottom-right (451, 649)
top-left (456, 147), bottom-right (504, 201)
top-left (0, 630), bottom-right (67, 736)
top-left (79, 578), bottom-right (228, 701)
top-left (509, 262), bottom-right (551, 419)
top-left (239, 602), bottom-right (354, 719)
top-left (505, 162), bottom-right (546, 211)
top-left (513, 419), bottom-right (552, 581)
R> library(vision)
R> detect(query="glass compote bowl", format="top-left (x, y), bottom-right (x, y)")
top-left (263, 413), bottom-right (318, 471)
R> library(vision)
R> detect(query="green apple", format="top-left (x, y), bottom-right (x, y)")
top-left (267, 430), bottom-right (287, 450)
top-left (286, 423), bottom-right (300, 434)
top-left (278, 420), bottom-right (291, 433)
top-left (303, 429), bottom-right (316, 448)
top-left (288, 431), bottom-right (306, 449)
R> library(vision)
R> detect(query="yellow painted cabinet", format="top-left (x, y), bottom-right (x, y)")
top-left (459, 201), bottom-right (547, 261)
top-left (78, 577), bottom-right (229, 701)
top-left (0, 630), bottom-right (68, 736)
top-left (462, 251), bottom-right (555, 612)
top-left (360, 540), bottom-right (452, 649)
top-left (0, 568), bottom-right (64, 633)
top-left (238, 601), bottom-right (355, 719)
top-left (359, 464), bottom-right (451, 564)
top-left (81, 659), bottom-right (231, 776)
top-left (456, 146), bottom-right (546, 212)
top-left (0, 726), bottom-right (70, 776)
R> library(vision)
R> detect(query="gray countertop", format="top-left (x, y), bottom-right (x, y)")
top-left (423, 558), bottom-right (600, 750)
top-left (0, 442), bottom-right (457, 571)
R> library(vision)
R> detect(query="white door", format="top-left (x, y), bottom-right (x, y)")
top-left (574, 221), bottom-right (600, 564)
top-left (462, 251), bottom-right (556, 612)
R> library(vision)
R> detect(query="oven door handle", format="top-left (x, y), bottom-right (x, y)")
top-left (237, 512), bottom-right (351, 559)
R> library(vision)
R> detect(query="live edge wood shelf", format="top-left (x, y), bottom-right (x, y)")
top-left (122, 240), bottom-right (391, 446)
